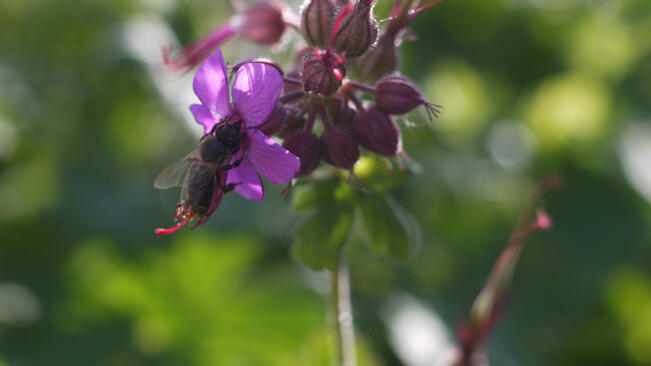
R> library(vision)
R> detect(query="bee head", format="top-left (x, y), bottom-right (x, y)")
top-left (215, 121), bottom-right (243, 153)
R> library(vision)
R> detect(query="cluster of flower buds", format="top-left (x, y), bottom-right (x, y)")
top-left (259, 0), bottom-right (441, 175)
top-left (157, 0), bottom-right (445, 232)
top-left (269, 72), bottom-right (440, 175)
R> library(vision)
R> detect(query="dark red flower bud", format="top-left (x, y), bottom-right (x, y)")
top-left (292, 46), bottom-right (312, 69)
top-left (350, 32), bottom-right (398, 82)
top-left (331, 1), bottom-right (378, 58)
top-left (258, 105), bottom-right (287, 136)
top-left (301, 0), bottom-right (341, 48)
top-left (239, 1), bottom-right (287, 45)
top-left (327, 98), bottom-right (356, 125)
top-left (321, 125), bottom-right (359, 169)
top-left (353, 106), bottom-right (399, 156)
top-left (282, 130), bottom-right (321, 176)
top-left (374, 75), bottom-right (441, 120)
top-left (301, 52), bottom-right (345, 96)
top-left (349, 0), bottom-right (440, 82)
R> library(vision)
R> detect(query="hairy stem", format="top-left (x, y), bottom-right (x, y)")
top-left (332, 253), bottom-right (356, 366)
top-left (279, 90), bottom-right (305, 104)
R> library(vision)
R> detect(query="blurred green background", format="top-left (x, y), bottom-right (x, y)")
top-left (1, 0), bottom-right (650, 365)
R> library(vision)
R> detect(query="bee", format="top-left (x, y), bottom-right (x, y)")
top-left (154, 121), bottom-right (243, 229)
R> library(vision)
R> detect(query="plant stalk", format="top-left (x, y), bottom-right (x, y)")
top-left (332, 253), bottom-right (356, 366)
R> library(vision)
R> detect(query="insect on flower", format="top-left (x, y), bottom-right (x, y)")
top-left (155, 49), bottom-right (301, 235)
top-left (154, 120), bottom-right (244, 235)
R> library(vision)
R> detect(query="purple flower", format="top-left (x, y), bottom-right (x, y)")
top-left (163, 0), bottom-right (287, 71)
top-left (190, 49), bottom-right (301, 202)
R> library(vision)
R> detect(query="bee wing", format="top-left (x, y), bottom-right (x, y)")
top-left (154, 150), bottom-right (200, 189)
top-left (180, 163), bottom-right (218, 203)
top-left (179, 174), bottom-right (190, 201)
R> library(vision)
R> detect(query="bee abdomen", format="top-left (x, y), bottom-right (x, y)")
top-left (186, 163), bottom-right (216, 217)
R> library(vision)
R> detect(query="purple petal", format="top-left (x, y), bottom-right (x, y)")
top-left (193, 49), bottom-right (233, 118)
top-left (226, 152), bottom-right (264, 201)
top-left (247, 128), bottom-right (300, 184)
top-left (232, 62), bottom-right (283, 127)
top-left (189, 104), bottom-right (220, 134)
top-left (162, 25), bottom-right (237, 71)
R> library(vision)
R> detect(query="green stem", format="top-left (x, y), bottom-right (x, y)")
top-left (332, 253), bottom-right (356, 366)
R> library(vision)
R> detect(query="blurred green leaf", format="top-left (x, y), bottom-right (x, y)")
top-left (292, 208), bottom-right (354, 270)
top-left (292, 177), bottom-right (341, 213)
top-left (355, 190), bottom-right (410, 261)
top-left (60, 233), bottom-right (326, 365)
top-left (281, 329), bottom-right (382, 366)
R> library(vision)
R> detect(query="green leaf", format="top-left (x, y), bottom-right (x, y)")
top-left (356, 191), bottom-right (410, 260)
top-left (291, 178), bottom-right (342, 213)
top-left (353, 156), bottom-right (412, 192)
top-left (291, 208), bottom-right (354, 270)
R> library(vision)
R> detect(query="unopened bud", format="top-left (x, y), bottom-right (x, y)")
top-left (239, 1), bottom-right (286, 45)
top-left (282, 130), bottom-right (321, 176)
top-left (349, 0), bottom-right (441, 82)
top-left (353, 106), bottom-right (399, 156)
top-left (321, 125), bottom-right (359, 169)
top-left (258, 105), bottom-right (287, 136)
top-left (301, 0), bottom-right (340, 47)
top-left (350, 32), bottom-right (398, 83)
top-left (331, 2), bottom-right (378, 58)
top-left (301, 52), bottom-right (345, 96)
top-left (375, 75), bottom-right (440, 118)
top-left (327, 98), bottom-right (356, 125)
top-left (292, 46), bottom-right (312, 69)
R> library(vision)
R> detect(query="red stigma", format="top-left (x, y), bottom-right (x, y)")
top-left (155, 218), bottom-right (189, 236)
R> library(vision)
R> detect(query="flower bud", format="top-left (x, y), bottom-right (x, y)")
top-left (375, 75), bottom-right (439, 118)
top-left (327, 98), bottom-right (356, 125)
top-left (239, 1), bottom-right (286, 45)
top-left (301, 0), bottom-right (340, 47)
top-left (258, 105), bottom-right (287, 136)
top-left (291, 46), bottom-right (312, 69)
top-left (301, 52), bottom-right (345, 96)
top-left (350, 32), bottom-right (398, 83)
top-left (353, 106), bottom-right (399, 156)
top-left (282, 130), bottom-right (321, 176)
top-left (321, 125), bottom-right (359, 169)
top-left (331, 2), bottom-right (378, 58)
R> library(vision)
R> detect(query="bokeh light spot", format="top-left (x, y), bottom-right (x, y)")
top-left (526, 74), bottom-right (610, 151)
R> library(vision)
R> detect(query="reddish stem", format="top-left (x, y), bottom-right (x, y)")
top-left (304, 109), bottom-right (318, 132)
top-left (347, 81), bottom-right (376, 94)
top-left (279, 90), bottom-right (305, 104)
top-left (345, 90), bottom-right (366, 112)
top-left (317, 103), bottom-right (334, 130)
top-left (283, 76), bottom-right (302, 85)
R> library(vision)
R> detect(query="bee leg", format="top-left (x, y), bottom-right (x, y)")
top-left (217, 158), bottom-right (242, 172)
top-left (222, 183), bottom-right (237, 193)
top-left (216, 179), bottom-right (237, 193)
top-left (209, 122), bottom-right (219, 135)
